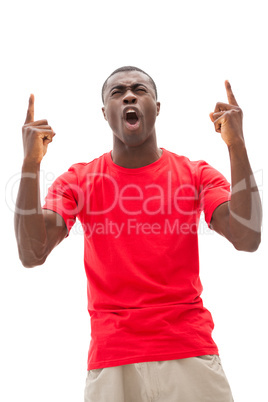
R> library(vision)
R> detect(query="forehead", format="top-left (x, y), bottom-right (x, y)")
top-left (105, 71), bottom-right (153, 92)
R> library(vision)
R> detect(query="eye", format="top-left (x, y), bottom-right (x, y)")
top-left (111, 91), bottom-right (121, 96)
top-left (136, 88), bottom-right (146, 92)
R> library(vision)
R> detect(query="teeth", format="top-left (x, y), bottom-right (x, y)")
top-left (126, 109), bottom-right (136, 114)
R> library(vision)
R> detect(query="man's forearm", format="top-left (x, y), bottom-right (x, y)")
top-left (14, 161), bottom-right (48, 267)
top-left (228, 140), bottom-right (262, 250)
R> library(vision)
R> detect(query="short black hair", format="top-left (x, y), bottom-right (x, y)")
top-left (102, 66), bottom-right (158, 103)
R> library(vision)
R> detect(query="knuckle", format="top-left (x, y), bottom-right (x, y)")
top-left (230, 109), bottom-right (240, 116)
top-left (22, 126), bottom-right (31, 134)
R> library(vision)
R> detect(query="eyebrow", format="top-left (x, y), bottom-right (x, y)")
top-left (109, 83), bottom-right (148, 93)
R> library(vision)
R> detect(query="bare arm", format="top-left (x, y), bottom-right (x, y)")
top-left (14, 95), bottom-right (67, 268)
top-left (209, 81), bottom-right (262, 252)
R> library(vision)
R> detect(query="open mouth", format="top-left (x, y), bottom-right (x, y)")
top-left (123, 108), bottom-right (140, 130)
top-left (126, 110), bottom-right (139, 125)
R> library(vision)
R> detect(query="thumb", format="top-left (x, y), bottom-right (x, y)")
top-left (24, 94), bottom-right (35, 124)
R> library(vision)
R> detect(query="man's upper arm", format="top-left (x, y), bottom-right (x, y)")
top-left (43, 209), bottom-right (68, 257)
top-left (210, 201), bottom-right (232, 242)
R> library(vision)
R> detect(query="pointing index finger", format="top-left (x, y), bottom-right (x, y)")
top-left (225, 80), bottom-right (239, 106)
top-left (24, 94), bottom-right (35, 124)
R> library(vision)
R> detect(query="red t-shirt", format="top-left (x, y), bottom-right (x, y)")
top-left (43, 148), bottom-right (231, 370)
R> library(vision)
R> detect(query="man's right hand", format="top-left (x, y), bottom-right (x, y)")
top-left (16, 95), bottom-right (67, 268)
top-left (22, 94), bottom-right (55, 165)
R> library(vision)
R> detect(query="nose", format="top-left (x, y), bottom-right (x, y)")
top-left (123, 91), bottom-right (137, 104)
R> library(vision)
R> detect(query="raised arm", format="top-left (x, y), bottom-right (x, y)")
top-left (14, 95), bottom-right (67, 268)
top-left (209, 81), bottom-right (262, 252)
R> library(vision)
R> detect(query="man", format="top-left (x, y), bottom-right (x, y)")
top-left (15, 66), bottom-right (262, 402)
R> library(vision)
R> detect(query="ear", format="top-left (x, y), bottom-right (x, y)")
top-left (156, 102), bottom-right (161, 116)
top-left (102, 107), bottom-right (107, 121)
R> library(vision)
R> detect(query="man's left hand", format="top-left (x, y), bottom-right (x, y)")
top-left (209, 81), bottom-right (244, 148)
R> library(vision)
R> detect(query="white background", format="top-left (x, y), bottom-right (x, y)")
top-left (1, 0), bottom-right (267, 401)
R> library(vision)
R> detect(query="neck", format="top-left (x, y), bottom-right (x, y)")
top-left (111, 137), bottom-right (162, 169)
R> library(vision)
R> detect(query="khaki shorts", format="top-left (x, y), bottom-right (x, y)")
top-left (84, 355), bottom-right (234, 402)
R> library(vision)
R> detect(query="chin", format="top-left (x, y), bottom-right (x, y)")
top-left (121, 133), bottom-right (149, 147)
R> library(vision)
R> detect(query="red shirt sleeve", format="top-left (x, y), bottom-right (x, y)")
top-left (42, 165), bottom-right (81, 235)
top-left (197, 161), bottom-right (231, 227)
